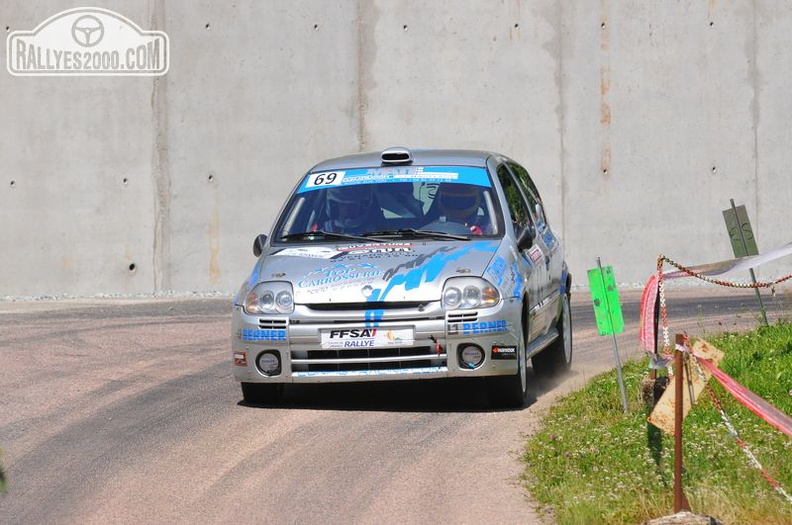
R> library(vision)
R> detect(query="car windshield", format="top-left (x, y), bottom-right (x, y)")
top-left (272, 166), bottom-right (503, 241)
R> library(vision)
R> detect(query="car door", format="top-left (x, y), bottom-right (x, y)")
top-left (507, 161), bottom-right (562, 330)
top-left (494, 163), bottom-right (549, 341)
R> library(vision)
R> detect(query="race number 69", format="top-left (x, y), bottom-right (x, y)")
top-left (306, 171), bottom-right (345, 188)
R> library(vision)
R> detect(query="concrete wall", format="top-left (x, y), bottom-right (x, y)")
top-left (2, 1), bottom-right (791, 297)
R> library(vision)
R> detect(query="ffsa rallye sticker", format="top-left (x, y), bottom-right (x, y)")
top-left (321, 327), bottom-right (415, 349)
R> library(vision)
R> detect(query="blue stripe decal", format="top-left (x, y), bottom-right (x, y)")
top-left (511, 261), bottom-right (523, 299)
top-left (364, 309), bottom-right (384, 328)
top-left (369, 241), bottom-right (498, 303)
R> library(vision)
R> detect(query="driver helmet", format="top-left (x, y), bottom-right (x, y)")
top-left (325, 185), bottom-right (374, 230)
top-left (438, 184), bottom-right (481, 220)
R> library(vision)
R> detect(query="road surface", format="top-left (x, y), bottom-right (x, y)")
top-left (0, 285), bottom-right (788, 524)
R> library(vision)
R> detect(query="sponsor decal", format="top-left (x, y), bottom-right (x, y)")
top-left (461, 320), bottom-right (507, 335)
top-left (486, 255), bottom-right (507, 286)
top-left (297, 166), bottom-right (492, 193)
top-left (267, 243), bottom-right (416, 261)
top-left (297, 263), bottom-right (382, 289)
top-left (233, 351), bottom-right (248, 366)
top-left (7, 7), bottom-right (168, 76)
top-left (321, 327), bottom-right (414, 349)
top-left (491, 345), bottom-right (517, 360)
top-left (528, 246), bottom-right (544, 264)
top-left (337, 243), bottom-right (413, 255)
top-left (240, 329), bottom-right (287, 342)
top-left (275, 246), bottom-right (341, 259)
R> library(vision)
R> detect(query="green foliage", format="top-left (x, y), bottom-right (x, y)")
top-left (523, 322), bottom-right (792, 525)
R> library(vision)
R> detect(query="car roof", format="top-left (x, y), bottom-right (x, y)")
top-left (310, 148), bottom-right (498, 172)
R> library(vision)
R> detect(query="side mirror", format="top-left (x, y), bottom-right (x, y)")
top-left (253, 234), bottom-right (268, 257)
top-left (516, 224), bottom-right (536, 251)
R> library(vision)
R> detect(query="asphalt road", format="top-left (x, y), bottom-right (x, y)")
top-left (0, 285), bottom-right (788, 524)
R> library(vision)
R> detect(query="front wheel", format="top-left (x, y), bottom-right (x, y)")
top-left (241, 382), bottom-right (284, 405)
top-left (487, 314), bottom-right (528, 409)
top-left (532, 292), bottom-right (573, 376)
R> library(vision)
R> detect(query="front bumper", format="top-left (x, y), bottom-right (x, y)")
top-left (231, 298), bottom-right (522, 384)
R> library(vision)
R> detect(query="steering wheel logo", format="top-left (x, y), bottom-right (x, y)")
top-left (71, 15), bottom-right (104, 47)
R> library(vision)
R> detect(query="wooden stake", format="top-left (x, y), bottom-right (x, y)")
top-left (674, 334), bottom-right (691, 512)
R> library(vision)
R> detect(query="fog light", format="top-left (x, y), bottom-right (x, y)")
top-left (458, 344), bottom-right (484, 369)
top-left (257, 351), bottom-right (281, 376)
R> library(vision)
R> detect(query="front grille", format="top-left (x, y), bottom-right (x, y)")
top-left (291, 345), bottom-right (446, 373)
top-left (259, 319), bottom-right (288, 329)
top-left (447, 311), bottom-right (478, 323)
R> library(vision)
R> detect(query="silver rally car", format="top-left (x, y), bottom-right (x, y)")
top-left (232, 147), bottom-right (571, 408)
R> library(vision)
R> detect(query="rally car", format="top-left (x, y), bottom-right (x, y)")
top-left (232, 147), bottom-right (571, 408)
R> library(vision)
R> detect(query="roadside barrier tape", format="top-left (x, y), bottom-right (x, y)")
top-left (663, 241), bottom-right (792, 281)
top-left (696, 357), bottom-right (792, 439)
top-left (638, 240), bottom-right (792, 354)
top-left (638, 273), bottom-right (659, 353)
top-left (676, 341), bottom-right (792, 503)
top-left (700, 373), bottom-right (792, 504)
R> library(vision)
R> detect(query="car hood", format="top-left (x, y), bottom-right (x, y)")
top-left (245, 240), bottom-right (501, 304)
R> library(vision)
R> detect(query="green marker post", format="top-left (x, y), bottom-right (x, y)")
top-left (588, 258), bottom-right (628, 412)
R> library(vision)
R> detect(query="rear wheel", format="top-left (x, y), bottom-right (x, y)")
top-left (487, 312), bottom-right (528, 409)
top-left (241, 382), bottom-right (284, 405)
top-left (532, 292), bottom-right (573, 376)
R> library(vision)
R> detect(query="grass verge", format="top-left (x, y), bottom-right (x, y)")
top-left (523, 322), bottom-right (792, 524)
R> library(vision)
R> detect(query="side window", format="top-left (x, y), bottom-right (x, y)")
top-left (496, 165), bottom-right (531, 233)
top-left (508, 162), bottom-right (546, 227)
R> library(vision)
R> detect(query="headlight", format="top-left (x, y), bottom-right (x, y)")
top-left (244, 282), bottom-right (294, 315)
top-left (441, 277), bottom-right (500, 310)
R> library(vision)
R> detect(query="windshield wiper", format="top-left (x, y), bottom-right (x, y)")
top-left (362, 228), bottom-right (470, 241)
top-left (280, 230), bottom-right (386, 243)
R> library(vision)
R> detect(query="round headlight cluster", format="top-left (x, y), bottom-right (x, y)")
top-left (276, 290), bottom-right (293, 310)
top-left (442, 277), bottom-right (500, 310)
top-left (244, 282), bottom-right (294, 315)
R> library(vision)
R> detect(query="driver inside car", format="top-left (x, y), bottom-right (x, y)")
top-left (316, 185), bottom-right (381, 235)
top-left (432, 184), bottom-right (493, 235)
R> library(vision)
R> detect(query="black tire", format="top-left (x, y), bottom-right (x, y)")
top-left (532, 292), bottom-right (573, 376)
top-left (241, 382), bottom-right (284, 405)
top-left (487, 312), bottom-right (528, 409)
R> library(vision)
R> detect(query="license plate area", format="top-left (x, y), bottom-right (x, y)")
top-left (320, 327), bottom-right (415, 349)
